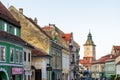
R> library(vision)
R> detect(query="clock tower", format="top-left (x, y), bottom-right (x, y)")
top-left (84, 32), bottom-right (96, 61)
top-left (80, 32), bottom-right (96, 69)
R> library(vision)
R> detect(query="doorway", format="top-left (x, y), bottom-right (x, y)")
top-left (52, 72), bottom-right (55, 80)
top-left (0, 71), bottom-right (7, 80)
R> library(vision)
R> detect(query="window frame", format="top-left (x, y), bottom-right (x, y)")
top-left (0, 46), bottom-right (6, 62)
top-left (24, 51), bottom-right (26, 62)
top-left (19, 50), bottom-right (23, 64)
top-left (10, 48), bottom-right (14, 63)
top-left (4, 22), bottom-right (7, 32)
top-left (16, 49), bottom-right (19, 63)
top-left (14, 27), bottom-right (17, 35)
top-left (28, 53), bottom-right (31, 62)
top-left (0, 20), bottom-right (2, 30)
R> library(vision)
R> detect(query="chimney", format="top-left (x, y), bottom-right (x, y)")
top-left (19, 8), bottom-right (23, 14)
top-left (34, 17), bottom-right (37, 24)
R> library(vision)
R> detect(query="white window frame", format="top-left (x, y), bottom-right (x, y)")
top-left (0, 46), bottom-right (6, 62)
top-left (28, 53), bottom-right (31, 62)
top-left (16, 49), bottom-right (19, 63)
top-left (4, 23), bottom-right (7, 31)
top-left (10, 48), bottom-right (14, 63)
top-left (20, 50), bottom-right (23, 64)
top-left (14, 27), bottom-right (17, 35)
top-left (24, 51), bottom-right (26, 62)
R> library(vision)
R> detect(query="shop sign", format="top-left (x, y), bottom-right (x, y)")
top-left (46, 66), bottom-right (52, 71)
top-left (25, 71), bottom-right (32, 75)
top-left (12, 68), bottom-right (24, 74)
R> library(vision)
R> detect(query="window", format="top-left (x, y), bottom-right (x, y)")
top-left (9, 26), bottom-right (13, 34)
top-left (0, 46), bottom-right (6, 61)
top-left (20, 51), bottom-right (23, 63)
top-left (4, 23), bottom-right (7, 31)
top-left (28, 53), bottom-right (30, 62)
top-left (24, 52), bottom-right (26, 61)
top-left (14, 27), bottom-right (17, 35)
top-left (16, 50), bottom-right (19, 63)
top-left (0, 20), bottom-right (2, 30)
top-left (72, 54), bottom-right (74, 62)
top-left (10, 48), bottom-right (14, 62)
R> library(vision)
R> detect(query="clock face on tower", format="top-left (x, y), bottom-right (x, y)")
top-left (87, 47), bottom-right (89, 50)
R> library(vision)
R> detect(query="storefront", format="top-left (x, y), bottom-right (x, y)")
top-left (12, 67), bottom-right (24, 80)
top-left (0, 68), bottom-right (9, 80)
top-left (25, 70), bottom-right (32, 80)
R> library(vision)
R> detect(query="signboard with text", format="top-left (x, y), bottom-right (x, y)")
top-left (12, 68), bottom-right (24, 74)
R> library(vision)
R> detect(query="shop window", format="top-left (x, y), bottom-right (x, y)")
top-left (0, 46), bottom-right (6, 61)
top-left (10, 48), bottom-right (14, 62)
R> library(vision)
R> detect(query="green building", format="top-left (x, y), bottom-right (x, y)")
top-left (0, 1), bottom-right (32, 80)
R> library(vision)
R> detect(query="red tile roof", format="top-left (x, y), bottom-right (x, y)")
top-left (95, 54), bottom-right (111, 63)
top-left (62, 33), bottom-right (72, 42)
top-left (0, 1), bottom-right (20, 27)
top-left (92, 54), bottom-right (120, 64)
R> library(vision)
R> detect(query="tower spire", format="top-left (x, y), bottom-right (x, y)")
top-left (84, 31), bottom-right (95, 46)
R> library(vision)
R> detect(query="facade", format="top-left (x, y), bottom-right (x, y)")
top-left (23, 46), bottom-right (33, 80)
top-left (32, 48), bottom-right (51, 80)
top-left (115, 55), bottom-right (120, 75)
top-left (53, 25), bottom-right (70, 80)
top-left (42, 24), bottom-right (80, 80)
top-left (105, 59), bottom-right (115, 79)
top-left (50, 41), bottom-right (63, 80)
top-left (9, 6), bottom-right (52, 80)
top-left (90, 54), bottom-right (111, 79)
top-left (0, 2), bottom-right (32, 80)
top-left (116, 61), bottom-right (120, 75)
top-left (104, 54), bottom-right (120, 79)
top-left (62, 50), bottom-right (69, 80)
top-left (9, 6), bottom-right (51, 53)
top-left (80, 32), bottom-right (96, 69)
top-left (42, 25), bottom-right (63, 80)
top-left (62, 32), bottom-right (80, 80)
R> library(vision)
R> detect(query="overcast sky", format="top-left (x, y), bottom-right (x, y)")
top-left (1, 0), bottom-right (120, 59)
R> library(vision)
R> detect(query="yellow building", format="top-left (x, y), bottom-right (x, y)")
top-left (9, 6), bottom-right (51, 80)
